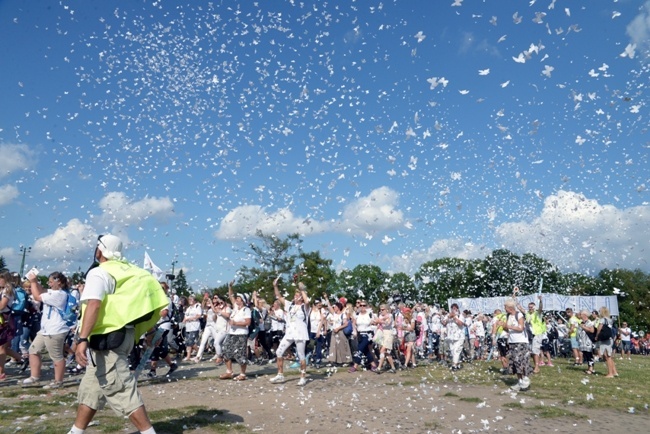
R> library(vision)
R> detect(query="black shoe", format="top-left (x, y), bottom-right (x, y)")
top-left (147, 370), bottom-right (157, 379)
top-left (20, 358), bottom-right (30, 373)
top-left (167, 362), bottom-right (178, 375)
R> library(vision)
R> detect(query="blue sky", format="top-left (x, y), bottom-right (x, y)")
top-left (1, 0), bottom-right (648, 289)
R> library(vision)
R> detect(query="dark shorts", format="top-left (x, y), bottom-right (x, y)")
top-left (497, 337), bottom-right (509, 357)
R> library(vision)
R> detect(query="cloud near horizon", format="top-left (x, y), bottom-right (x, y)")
top-left (215, 186), bottom-right (405, 240)
top-left (389, 190), bottom-right (650, 275)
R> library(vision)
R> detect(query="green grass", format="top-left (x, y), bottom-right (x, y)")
top-left (406, 355), bottom-right (650, 414)
top-left (0, 395), bottom-right (243, 434)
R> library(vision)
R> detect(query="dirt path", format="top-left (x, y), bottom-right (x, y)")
top-left (133, 361), bottom-right (649, 433)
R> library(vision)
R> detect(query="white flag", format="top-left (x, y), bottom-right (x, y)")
top-left (143, 251), bottom-right (165, 282)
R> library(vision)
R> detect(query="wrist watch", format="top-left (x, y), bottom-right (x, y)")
top-left (75, 336), bottom-right (89, 344)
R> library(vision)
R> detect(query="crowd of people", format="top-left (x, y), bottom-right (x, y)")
top-left (1, 237), bottom-right (648, 432)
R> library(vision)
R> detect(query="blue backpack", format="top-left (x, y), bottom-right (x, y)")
top-left (48, 290), bottom-right (78, 328)
top-left (11, 287), bottom-right (27, 314)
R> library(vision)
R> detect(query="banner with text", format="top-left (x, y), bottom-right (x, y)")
top-left (448, 294), bottom-right (619, 316)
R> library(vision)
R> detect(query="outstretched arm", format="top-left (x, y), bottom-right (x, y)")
top-left (273, 276), bottom-right (286, 305)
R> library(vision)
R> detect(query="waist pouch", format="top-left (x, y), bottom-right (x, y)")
top-left (89, 327), bottom-right (126, 351)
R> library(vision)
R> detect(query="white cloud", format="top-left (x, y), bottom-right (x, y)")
top-left (0, 143), bottom-right (34, 178)
top-left (338, 187), bottom-right (404, 233)
top-left (98, 192), bottom-right (175, 227)
top-left (215, 187), bottom-right (405, 240)
top-left (0, 184), bottom-right (19, 206)
top-left (215, 205), bottom-right (329, 240)
top-left (627, 1), bottom-right (650, 52)
top-left (31, 218), bottom-right (98, 264)
top-left (389, 190), bottom-right (650, 275)
top-left (495, 190), bottom-right (650, 272)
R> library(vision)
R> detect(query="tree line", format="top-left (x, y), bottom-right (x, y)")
top-left (2, 233), bottom-right (648, 331)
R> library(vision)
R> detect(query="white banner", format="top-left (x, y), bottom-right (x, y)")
top-left (143, 251), bottom-right (165, 282)
top-left (448, 294), bottom-right (619, 316)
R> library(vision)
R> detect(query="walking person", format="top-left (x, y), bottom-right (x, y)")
top-left (23, 271), bottom-right (72, 389)
top-left (67, 234), bottom-right (168, 434)
top-left (501, 299), bottom-right (532, 391)
top-left (182, 295), bottom-right (202, 361)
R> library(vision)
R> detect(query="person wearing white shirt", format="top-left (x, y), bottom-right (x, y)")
top-left (269, 277), bottom-right (310, 386)
top-left (620, 322), bottom-right (632, 359)
top-left (182, 296), bottom-right (203, 361)
top-left (442, 304), bottom-right (465, 371)
top-left (349, 300), bottom-right (377, 373)
top-left (24, 271), bottom-right (70, 389)
top-left (308, 299), bottom-right (327, 368)
top-left (218, 282), bottom-right (251, 381)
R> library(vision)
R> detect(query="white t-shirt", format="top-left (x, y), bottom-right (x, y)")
top-left (215, 306), bottom-right (231, 333)
top-left (620, 327), bottom-right (631, 342)
top-left (229, 305), bottom-right (251, 336)
top-left (184, 303), bottom-right (203, 333)
top-left (283, 300), bottom-right (309, 341)
top-left (355, 311), bottom-right (374, 333)
top-left (445, 314), bottom-right (464, 341)
top-left (507, 312), bottom-right (528, 344)
top-left (157, 297), bottom-right (174, 331)
top-left (0, 289), bottom-right (14, 314)
top-left (40, 289), bottom-right (70, 336)
top-left (309, 308), bottom-right (323, 334)
top-left (271, 308), bottom-right (285, 332)
top-left (81, 267), bottom-right (116, 302)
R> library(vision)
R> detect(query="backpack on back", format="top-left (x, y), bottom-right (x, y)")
top-left (599, 319), bottom-right (613, 341)
top-left (11, 287), bottom-right (27, 314)
top-left (248, 307), bottom-right (261, 338)
top-left (51, 290), bottom-right (78, 328)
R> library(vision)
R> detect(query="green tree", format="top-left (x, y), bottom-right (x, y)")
top-left (386, 272), bottom-right (418, 305)
top-left (0, 256), bottom-right (7, 273)
top-left (294, 250), bottom-right (336, 297)
top-left (237, 231), bottom-right (303, 302)
top-left (414, 258), bottom-right (475, 305)
top-left (172, 269), bottom-right (191, 298)
top-left (335, 264), bottom-right (389, 306)
top-left (598, 268), bottom-right (650, 331)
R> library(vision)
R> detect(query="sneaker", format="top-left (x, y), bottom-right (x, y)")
top-left (19, 358), bottom-right (30, 373)
top-left (538, 361), bottom-right (546, 366)
top-left (269, 374), bottom-right (285, 384)
top-left (297, 377), bottom-right (307, 386)
top-left (68, 365), bottom-right (85, 375)
top-left (289, 361), bottom-right (300, 369)
top-left (190, 357), bottom-right (200, 363)
top-left (268, 358), bottom-right (276, 364)
top-left (510, 383), bottom-right (522, 391)
top-left (348, 366), bottom-right (357, 373)
top-left (521, 377), bottom-right (531, 390)
top-left (388, 368), bottom-right (396, 374)
top-left (147, 370), bottom-right (157, 379)
top-left (22, 376), bottom-right (40, 387)
top-left (167, 362), bottom-right (178, 375)
top-left (547, 362), bottom-right (554, 367)
top-left (43, 381), bottom-right (63, 390)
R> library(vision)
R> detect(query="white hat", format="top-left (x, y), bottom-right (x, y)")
top-left (97, 234), bottom-right (123, 260)
top-left (236, 293), bottom-right (249, 304)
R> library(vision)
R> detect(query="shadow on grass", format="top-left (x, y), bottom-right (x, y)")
top-left (150, 407), bottom-right (245, 434)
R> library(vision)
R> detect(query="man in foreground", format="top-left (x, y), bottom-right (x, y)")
top-left (67, 234), bottom-right (168, 434)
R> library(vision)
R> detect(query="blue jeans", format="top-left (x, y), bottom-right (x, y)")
top-left (309, 332), bottom-right (326, 364)
top-left (11, 315), bottom-right (25, 356)
top-left (353, 333), bottom-right (375, 366)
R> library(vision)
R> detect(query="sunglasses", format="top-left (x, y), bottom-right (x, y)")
top-left (359, 304), bottom-right (367, 307)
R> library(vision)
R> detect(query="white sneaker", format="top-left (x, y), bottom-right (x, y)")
top-left (269, 374), bottom-right (285, 384)
top-left (22, 377), bottom-right (40, 387)
top-left (510, 382), bottom-right (521, 391)
top-left (297, 377), bottom-right (307, 386)
top-left (520, 377), bottom-right (531, 390)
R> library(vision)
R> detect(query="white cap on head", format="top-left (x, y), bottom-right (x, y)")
top-left (97, 234), bottom-right (123, 260)
top-left (236, 293), bottom-right (249, 304)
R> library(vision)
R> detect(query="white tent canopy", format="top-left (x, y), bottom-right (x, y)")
top-left (448, 294), bottom-right (619, 316)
